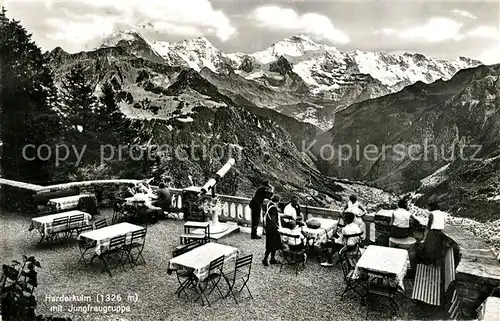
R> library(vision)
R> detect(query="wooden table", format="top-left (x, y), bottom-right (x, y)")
top-left (353, 245), bottom-right (409, 289)
top-left (47, 194), bottom-right (93, 211)
top-left (78, 222), bottom-right (144, 255)
top-left (168, 242), bottom-right (238, 281)
top-left (30, 210), bottom-right (92, 242)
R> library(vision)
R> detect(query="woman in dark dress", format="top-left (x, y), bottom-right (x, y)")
top-left (421, 202), bottom-right (446, 266)
top-left (263, 194), bottom-right (281, 266)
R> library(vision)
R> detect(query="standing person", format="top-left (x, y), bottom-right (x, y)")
top-left (421, 202), bottom-right (446, 266)
top-left (263, 194), bottom-right (281, 266)
top-left (344, 195), bottom-right (367, 241)
top-left (390, 199), bottom-right (418, 238)
top-left (250, 181), bottom-right (274, 239)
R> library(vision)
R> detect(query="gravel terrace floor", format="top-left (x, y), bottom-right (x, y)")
top-left (0, 210), bottom-right (448, 321)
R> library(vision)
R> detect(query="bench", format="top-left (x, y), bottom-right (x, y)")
top-left (444, 247), bottom-right (459, 319)
top-left (411, 246), bottom-right (458, 310)
top-left (412, 264), bottom-right (442, 306)
top-left (444, 246), bottom-right (456, 292)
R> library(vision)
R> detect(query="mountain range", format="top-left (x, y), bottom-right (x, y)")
top-left (95, 30), bottom-right (481, 130)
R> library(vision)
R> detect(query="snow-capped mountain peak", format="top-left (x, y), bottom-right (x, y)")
top-left (152, 36), bottom-right (231, 73)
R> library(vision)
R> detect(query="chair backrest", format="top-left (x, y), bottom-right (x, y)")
top-left (53, 216), bottom-right (69, 227)
top-left (95, 219), bottom-right (107, 229)
top-left (130, 229), bottom-right (147, 243)
top-left (234, 254), bottom-right (253, 277)
top-left (173, 241), bottom-right (203, 257)
top-left (338, 250), bottom-right (354, 280)
top-left (80, 225), bottom-right (93, 233)
top-left (69, 214), bottom-right (85, 224)
top-left (279, 230), bottom-right (302, 247)
top-left (109, 235), bottom-right (126, 250)
top-left (208, 255), bottom-right (225, 274)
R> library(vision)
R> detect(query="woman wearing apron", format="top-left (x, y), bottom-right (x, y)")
top-left (263, 194), bottom-right (282, 266)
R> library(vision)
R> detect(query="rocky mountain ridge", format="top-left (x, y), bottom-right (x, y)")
top-left (97, 30), bottom-right (481, 129)
top-left (313, 63), bottom-right (500, 222)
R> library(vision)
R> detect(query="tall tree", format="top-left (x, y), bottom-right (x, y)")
top-left (60, 64), bottom-right (99, 135)
top-left (0, 7), bottom-right (62, 184)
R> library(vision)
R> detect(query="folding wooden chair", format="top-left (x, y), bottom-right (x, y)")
top-left (100, 235), bottom-right (127, 277)
top-left (111, 199), bottom-right (127, 224)
top-left (124, 229), bottom-right (147, 267)
top-left (193, 255), bottom-right (225, 307)
top-left (66, 214), bottom-right (85, 237)
top-left (78, 237), bottom-right (96, 268)
top-left (338, 248), bottom-right (367, 302)
top-left (223, 254), bottom-right (254, 304)
top-left (278, 231), bottom-right (307, 276)
top-left (46, 217), bottom-right (69, 242)
top-left (94, 218), bottom-right (108, 230)
top-left (365, 270), bottom-right (400, 318)
top-left (170, 242), bottom-right (203, 298)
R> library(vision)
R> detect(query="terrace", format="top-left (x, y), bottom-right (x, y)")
top-left (1, 210), bottom-right (446, 321)
top-left (1, 178), bottom-right (499, 321)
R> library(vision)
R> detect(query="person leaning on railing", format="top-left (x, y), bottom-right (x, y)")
top-left (390, 199), bottom-right (418, 239)
top-left (421, 202), bottom-right (446, 267)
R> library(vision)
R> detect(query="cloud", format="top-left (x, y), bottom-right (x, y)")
top-left (477, 45), bottom-right (500, 65)
top-left (251, 6), bottom-right (350, 44)
top-left (374, 17), bottom-right (464, 42)
top-left (467, 26), bottom-right (499, 39)
top-left (46, 15), bottom-right (114, 44)
top-left (41, 0), bottom-right (236, 42)
top-left (452, 9), bottom-right (477, 20)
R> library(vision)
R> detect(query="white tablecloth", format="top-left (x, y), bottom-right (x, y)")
top-left (125, 193), bottom-right (157, 206)
top-left (301, 218), bottom-right (338, 246)
top-left (168, 243), bottom-right (238, 281)
top-left (78, 223), bottom-right (144, 255)
top-left (48, 194), bottom-right (93, 211)
top-left (30, 210), bottom-right (92, 235)
top-left (279, 218), bottom-right (338, 246)
top-left (478, 297), bottom-right (500, 321)
top-left (353, 245), bottom-right (409, 289)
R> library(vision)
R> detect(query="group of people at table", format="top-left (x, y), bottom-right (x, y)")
top-left (249, 181), bottom-right (446, 268)
top-left (116, 179), bottom-right (173, 223)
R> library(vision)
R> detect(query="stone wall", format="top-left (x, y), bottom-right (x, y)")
top-left (444, 226), bottom-right (500, 317)
top-left (0, 179), bottom-right (43, 214)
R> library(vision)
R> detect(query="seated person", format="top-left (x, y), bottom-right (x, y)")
top-left (280, 227), bottom-right (306, 251)
top-left (121, 184), bottom-right (136, 198)
top-left (321, 212), bottom-right (362, 267)
top-left (137, 179), bottom-right (154, 195)
top-left (280, 196), bottom-right (304, 228)
top-left (152, 182), bottom-right (172, 213)
top-left (390, 199), bottom-right (417, 238)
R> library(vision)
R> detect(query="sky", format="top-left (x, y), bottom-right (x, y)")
top-left (3, 0), bottom-right (500, 64)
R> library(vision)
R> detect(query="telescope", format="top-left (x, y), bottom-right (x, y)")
top-left (182, 158), bottom-right (236, 222)
top-left (200, 158), bottom-right (235, 197)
